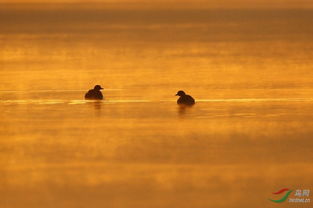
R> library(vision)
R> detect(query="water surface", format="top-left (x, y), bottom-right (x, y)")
top-left (1, 4), bottom-right (313, 208)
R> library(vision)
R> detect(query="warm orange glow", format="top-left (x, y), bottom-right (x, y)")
top-left (1, 1), bottom-right (313, 208)
top-left (1, 0), bottom-right (313, 9)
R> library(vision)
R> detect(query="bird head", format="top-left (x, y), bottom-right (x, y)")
top-left (94, 85), bottom-right (104, 90)
top-left (175, 90), bottom-right (186, 96)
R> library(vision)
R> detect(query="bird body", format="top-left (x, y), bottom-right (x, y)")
top-left (85, 85), bottom-right (104, 100)
top-left (176, 90), bottom-right (195, 105)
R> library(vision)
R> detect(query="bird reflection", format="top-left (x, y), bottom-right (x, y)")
top-left (177, 104), bottom-right (193, 116)
top-left (87, 100), bottom-right (102, 116)
top-left (93, 101), bottom-right (102, 110)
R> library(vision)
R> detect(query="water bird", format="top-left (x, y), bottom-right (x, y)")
top-left (85, 85), bottom-right (104, 100)
top-left (175, 90), bottom-right (195, 105)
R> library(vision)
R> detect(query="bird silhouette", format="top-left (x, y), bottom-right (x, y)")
top-left (175, 90), bottom-right (195, 105)
top-left (85, 85), bottom-right (104, 100)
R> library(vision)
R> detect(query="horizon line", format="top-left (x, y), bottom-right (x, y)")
top-left (1, 1), bottom-right (313, 10)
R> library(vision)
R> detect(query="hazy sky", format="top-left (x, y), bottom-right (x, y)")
top-left (1, 0), bottom-right (313, 9)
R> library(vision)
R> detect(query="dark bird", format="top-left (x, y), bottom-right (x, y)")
top-left (85, 85), bottom-right (104, 100)
top-left (175, 90), bottom-right (195, 105)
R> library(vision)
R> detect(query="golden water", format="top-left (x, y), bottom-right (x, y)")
top-left (1, 4), bottom-right (313, 208)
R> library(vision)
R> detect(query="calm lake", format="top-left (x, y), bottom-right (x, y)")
top-left (0, 4), bottom-right (313, 208)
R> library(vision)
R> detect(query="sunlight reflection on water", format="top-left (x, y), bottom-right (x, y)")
top-left (1, 5), bottom-right (313, 208)
top-left (1, 97), bottom-right (313, 105)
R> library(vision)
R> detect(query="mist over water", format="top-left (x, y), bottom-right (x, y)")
top-left (1, 4), bottom-right (313, 208)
